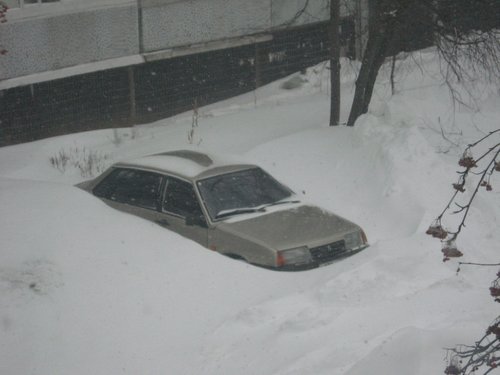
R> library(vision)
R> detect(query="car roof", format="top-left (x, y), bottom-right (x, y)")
top-left (115, 150), bottom-right (257, 180)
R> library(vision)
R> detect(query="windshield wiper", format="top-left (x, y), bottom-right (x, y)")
top-left (262, 199), bottom-right (300, 208)
top-left (215, 207), bottom-right (266, 219)
top-left (215, 200), bottom-right (299, 219)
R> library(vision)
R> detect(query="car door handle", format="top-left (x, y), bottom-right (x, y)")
top-left (155, 219), bottom-right (170, 226)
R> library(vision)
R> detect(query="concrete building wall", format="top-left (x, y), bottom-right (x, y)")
top-left (140, 0), bottom-right (367, 55)
top-left (0, 4), bottom-right (139, 80)
top-left (140, 0), bottom-right (361, 52)
top-left (0, 0), bottom-right (365, 82)
top-left (271, 0), bottom-right (329, 27)
top-left (140, 0), bottom-right (272, 52)
top-left (271, 0), bottom-right (367, 58)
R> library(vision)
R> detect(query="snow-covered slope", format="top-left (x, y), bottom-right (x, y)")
top-left (0, 50), bottom-right (498, 374)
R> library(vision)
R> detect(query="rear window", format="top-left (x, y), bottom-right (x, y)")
top-left (93, 168), bottom-right (163, 210)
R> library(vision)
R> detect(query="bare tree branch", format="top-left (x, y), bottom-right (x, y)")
top-left (428, 128), bottom-right (499, 374)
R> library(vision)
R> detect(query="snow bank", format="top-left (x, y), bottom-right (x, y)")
top-left (0, 48), bottom-right (499, 374)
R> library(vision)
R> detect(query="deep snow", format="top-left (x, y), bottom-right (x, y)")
top-left (0, 50), bottom-right (499, 374)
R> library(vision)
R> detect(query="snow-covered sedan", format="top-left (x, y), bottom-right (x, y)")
top-left (78, 150), bottom-right (368, 270)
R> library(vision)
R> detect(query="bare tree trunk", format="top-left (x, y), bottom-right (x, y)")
top-left (361, 34), bottom-right (390, 113)
top-left (347, 3), bottom-right (396, 126)
top-left (329, 0), bottom-right (340, 126)
top-left (347, 35), bottom-right (383, 125)
top-left (128, 66), bottom-right (136, 125)
top-left (390, 54), bottom-right (396, 95)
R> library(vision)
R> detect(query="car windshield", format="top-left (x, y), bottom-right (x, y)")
top-left (197, 168), bottom-right (293, 220)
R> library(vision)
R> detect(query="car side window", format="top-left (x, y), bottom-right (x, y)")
top-left (93, 168), bottom-right (163, 210)
top-left (162, 177), bottom-right (203, 218)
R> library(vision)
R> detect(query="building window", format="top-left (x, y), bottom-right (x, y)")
top-left (4, 0), bottom-right (60, 8)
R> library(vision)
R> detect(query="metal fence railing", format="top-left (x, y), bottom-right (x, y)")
top-left (0, 21), bottom-right (344, 146)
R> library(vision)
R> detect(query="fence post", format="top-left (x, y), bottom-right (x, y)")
top-left (255, 42), bottom-right (264, 89)
top-left (128, 66), bottom-right (136, 125)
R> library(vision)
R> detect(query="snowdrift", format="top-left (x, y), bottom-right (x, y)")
top-left (0, 49), bottom-right (499, 374)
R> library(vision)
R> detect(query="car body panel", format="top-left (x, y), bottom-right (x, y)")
top-left (216, 205), bottom-right (359, 251)
top-left (208, 226), bottom-right (276, 266)
top-left (82, 166), bottom-right (210, 247)
top-left (117, 150), bottom-right (257, 181)
top-left (156, 208), bottom-right (208, 247)
top-left (77, 150), bottom-right (368, 270)
top-left (93, 195), bottom-right (210, 248)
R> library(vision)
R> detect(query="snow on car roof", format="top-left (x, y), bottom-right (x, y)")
top-left (118, 150), bottom-right (255, 179)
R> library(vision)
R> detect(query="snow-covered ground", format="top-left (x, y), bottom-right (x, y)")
top-left (0, 49), bottom-right (499, 374)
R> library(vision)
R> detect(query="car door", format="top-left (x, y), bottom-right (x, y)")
top-left (92, 167), bottom-right (164, 222)
top-left (156, 175), bottom-right (209, 247)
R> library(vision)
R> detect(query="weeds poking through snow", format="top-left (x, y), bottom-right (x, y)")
top-left (188, 99), bottom-right (199, 145)
top-left (49, 147), bottom-right (110, 178)
top-left (49, 150), bottom-right (70, 173)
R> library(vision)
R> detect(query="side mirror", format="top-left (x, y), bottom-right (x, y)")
top-left (185, 214), bottom-right (208, 228)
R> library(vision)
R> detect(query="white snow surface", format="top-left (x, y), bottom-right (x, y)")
top-left (0, 50), bottom-right (499, 374)
top-left (121, 150), bottom-right (250, 179)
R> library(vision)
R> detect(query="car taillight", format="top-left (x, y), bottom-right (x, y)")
top-left (276, 252), bottom-right (286, 267)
